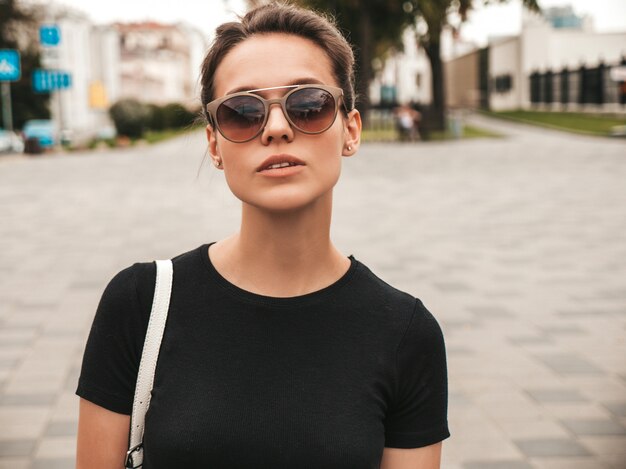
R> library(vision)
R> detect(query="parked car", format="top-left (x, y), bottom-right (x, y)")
top-left (0, 129), bottom-right (25, 153)
top-left (22, 119), bottom-right (57, 149)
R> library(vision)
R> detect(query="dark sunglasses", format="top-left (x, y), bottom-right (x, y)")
top-left (206, 84), bottom-right (345, 143)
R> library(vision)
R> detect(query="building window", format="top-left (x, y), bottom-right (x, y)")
top-left (493, 74), bottom-right (513, 93)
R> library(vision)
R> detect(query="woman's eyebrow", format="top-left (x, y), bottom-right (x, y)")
top-left (225, 78), bottom-right (325, 95)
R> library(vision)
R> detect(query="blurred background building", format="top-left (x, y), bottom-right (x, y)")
top-left (28, 2), bottom-right (208, 145)
top-left (369, 5), bottom-right (625, 113)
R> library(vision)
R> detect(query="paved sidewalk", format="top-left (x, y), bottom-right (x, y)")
top-left (0, 118), bottom-right (625, 468)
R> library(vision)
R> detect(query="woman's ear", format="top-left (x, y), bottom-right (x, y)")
top-left (206, 124), bottom-right (223, 169)
top-left (342, 109), bottom-right (362, 157)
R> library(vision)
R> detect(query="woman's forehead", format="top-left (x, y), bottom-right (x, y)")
top-left (213, 33), bottom-right (336, 98)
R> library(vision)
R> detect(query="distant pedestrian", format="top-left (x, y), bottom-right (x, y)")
top-left (75, 3), bottom-right (449, 468)
top-left (395, 104), bottom-right (420, 141)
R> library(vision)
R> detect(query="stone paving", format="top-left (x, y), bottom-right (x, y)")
top-left (0, 114), bottom-right (625, 468)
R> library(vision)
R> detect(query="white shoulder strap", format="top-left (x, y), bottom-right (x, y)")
top-left (125, 259), bottom-right (173, 468)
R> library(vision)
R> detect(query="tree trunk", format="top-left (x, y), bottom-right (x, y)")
top-left (424, 39), bottom-right (446, 131)
top-left (356, 8), bottom-right (372, 126)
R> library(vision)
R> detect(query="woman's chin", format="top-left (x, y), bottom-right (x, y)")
top-left (240, 191), bottom-right (331, 214)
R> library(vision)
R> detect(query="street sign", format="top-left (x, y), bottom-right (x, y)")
top-left (40, 25), bottom-right (61, 47)
top-left (41, 48), bottom-right (60, 69)
top-left (0, 50), bottom-right (21, 82)
top-left (33, 69), bottom-right (72, 92)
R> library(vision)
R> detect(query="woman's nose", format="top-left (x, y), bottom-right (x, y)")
top-left (261, 103), bottom-right (294, 144)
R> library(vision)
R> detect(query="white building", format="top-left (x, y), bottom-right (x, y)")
top-left (488, 9), bottom-right (626, 111)
top-left (370, 28), bottom-right (432, 106)
top-left (36, 4), bottom-right (209, 143)
top-left (115, 22), bottom-right (207, 107)
top-left (40, 7), bottom-right (115, 143)
top-left (380, 4), bottom-right (626, 113)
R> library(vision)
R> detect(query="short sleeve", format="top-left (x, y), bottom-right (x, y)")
top-left (384, 298), bottom-right (450, 448)
top-left (75, 262), bottom-right (156, 415)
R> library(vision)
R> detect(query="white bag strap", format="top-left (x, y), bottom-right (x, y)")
top-left (125, 259), bottom-right (173, 468)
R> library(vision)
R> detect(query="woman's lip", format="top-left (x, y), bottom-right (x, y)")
top-left (257, 154), bottom-right (306, 172)
top-left (257, 164), bottom-right (305, 177)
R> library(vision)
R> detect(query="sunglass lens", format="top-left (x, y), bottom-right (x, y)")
top-left (217, 96), bottom-right (265, 142)
top-left (286, 88), bottom-right (336, 133)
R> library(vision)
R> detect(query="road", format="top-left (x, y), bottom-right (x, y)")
top-left (0, 115), bottom-right (625, 468)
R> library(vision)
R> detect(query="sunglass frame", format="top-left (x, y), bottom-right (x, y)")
top-left (205, 84), bottom-right (345, 143)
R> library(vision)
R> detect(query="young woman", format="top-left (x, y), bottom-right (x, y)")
top-left (75, 3), bottom-right (449, 468)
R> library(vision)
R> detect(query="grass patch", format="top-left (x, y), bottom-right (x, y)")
top-left (462, 124), bottom-right (504, 139)
top-left (484, 110), bottom-right (626, 137)
top-left (143, 124), bottom-right (203, 144)
top-left (424, 124), bottom-right (503, 141)
top-left (361, 128), bottom-right (399, 142)
top-left (362, 124), bottom-right (501, 142)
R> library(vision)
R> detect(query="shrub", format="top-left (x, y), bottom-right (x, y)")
top-left (147, 104), bottom-right (166, 131)
top-left (161, 103), bottom-right (197, 129)
top-left (109, 99), bottom-right (150, 138)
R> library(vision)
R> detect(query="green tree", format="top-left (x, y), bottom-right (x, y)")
top-left (259, 0), bottom-right (540, 130)
top-left (293, 0), bottom-right (416, 123)
top-left (412, 0), bottom-right (540, 130)
top-left (0, 0), bottom-right (50, 130)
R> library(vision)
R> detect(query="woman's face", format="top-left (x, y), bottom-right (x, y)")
top-left (206, 33), bottom-right (361, 212)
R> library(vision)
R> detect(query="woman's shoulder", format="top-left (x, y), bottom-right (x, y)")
top-left (102, 244), bottom-right (206, 319)
top-left (352, 259), bottom-right (418, 311)
top-left (350, 258), bottom-right (444, 356)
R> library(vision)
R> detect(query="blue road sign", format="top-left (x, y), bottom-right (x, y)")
top-left (40, 25), bottom-right (61, 47)
top-left (0, 50), bottom-right (21, 82)
top-left (33, 69), bottom-right (72, 92)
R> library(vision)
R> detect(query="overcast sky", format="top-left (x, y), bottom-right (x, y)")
top-left (50, 0), bottom-right (626, 46)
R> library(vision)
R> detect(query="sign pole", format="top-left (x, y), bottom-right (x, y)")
top-left (1, 81), bottom-right (13, 131)
top-left (56, 89), bottom-right (63, 146)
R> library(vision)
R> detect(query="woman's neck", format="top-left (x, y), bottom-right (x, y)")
top-left (209, 194), bottom-right (351, 297)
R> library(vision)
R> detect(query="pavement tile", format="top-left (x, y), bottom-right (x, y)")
top-left (433, 281), bottom-right (473, 292)
top-left (533, 353), bottom-right (604, 375)
top-left (44, 420), bottom-right (78, 437)
top-left (0, 439), bottom-right (36, 457)
top-left (32, 458), bottom-right (75, 469)
top-left (578, 435), bottom-right (626, 455)
top-left (602, 402), bottom-right (626, 418)
top-left (0, 393), bottom-right (57, 406)
top-left (463, 461), bottom-right (533, 469)
top-left (539, 325), bottom-right (585, 336)
top-left (541, 403), bottom-right (613, 420)
top-left (529, 457), bottom-right (610, 469)
top-left (466, 305), bottom-right (515, 319)
top-left (561, 418), bottom-right (626, 436)
top-left (495, 419), bottom-right (570, 440)
top-left (524, 388), bottom-right (587, 404)
top-left (0, 459), bottom-right (30, 469)
top-left (513, 438), bottom-right (592, 458)
top-left (556, 309), bottom-right (619, 318)
top-left (596, 454), bottom-right (626, 469)
top-left (508, 336), bottom-right (552, 346)
top-left (33, 436), bottom-right (75, 458)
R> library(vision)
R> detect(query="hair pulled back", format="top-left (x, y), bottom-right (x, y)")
top-left (200, 2), bottom-right (356, 122)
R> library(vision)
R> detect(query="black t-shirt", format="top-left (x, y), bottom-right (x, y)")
top-left (76, 244), bottom-right (449, 468)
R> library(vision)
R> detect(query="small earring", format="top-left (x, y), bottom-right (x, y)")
top-left (214, 159), bottom-right (222, 168)
top-left (347, 145), bottom-right (352, 151)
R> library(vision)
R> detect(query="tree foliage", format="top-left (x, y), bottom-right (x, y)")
top-left (0, 0), bottom-right (50, 129)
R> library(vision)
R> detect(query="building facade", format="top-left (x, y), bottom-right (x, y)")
top-left (37, 5), bottom-right (208, 143)
top-left (115, 22), bottom-right (205, 107)
top-left (445, 7), bottom-right (626, 111)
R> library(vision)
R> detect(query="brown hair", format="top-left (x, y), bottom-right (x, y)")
top-left (199, 2), bottom-right (356, 123)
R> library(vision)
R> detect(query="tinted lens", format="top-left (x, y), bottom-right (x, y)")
top-left (286, 88), bottom-right (336, 133)
top-left (216, 95), bottom-right (265, 142)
